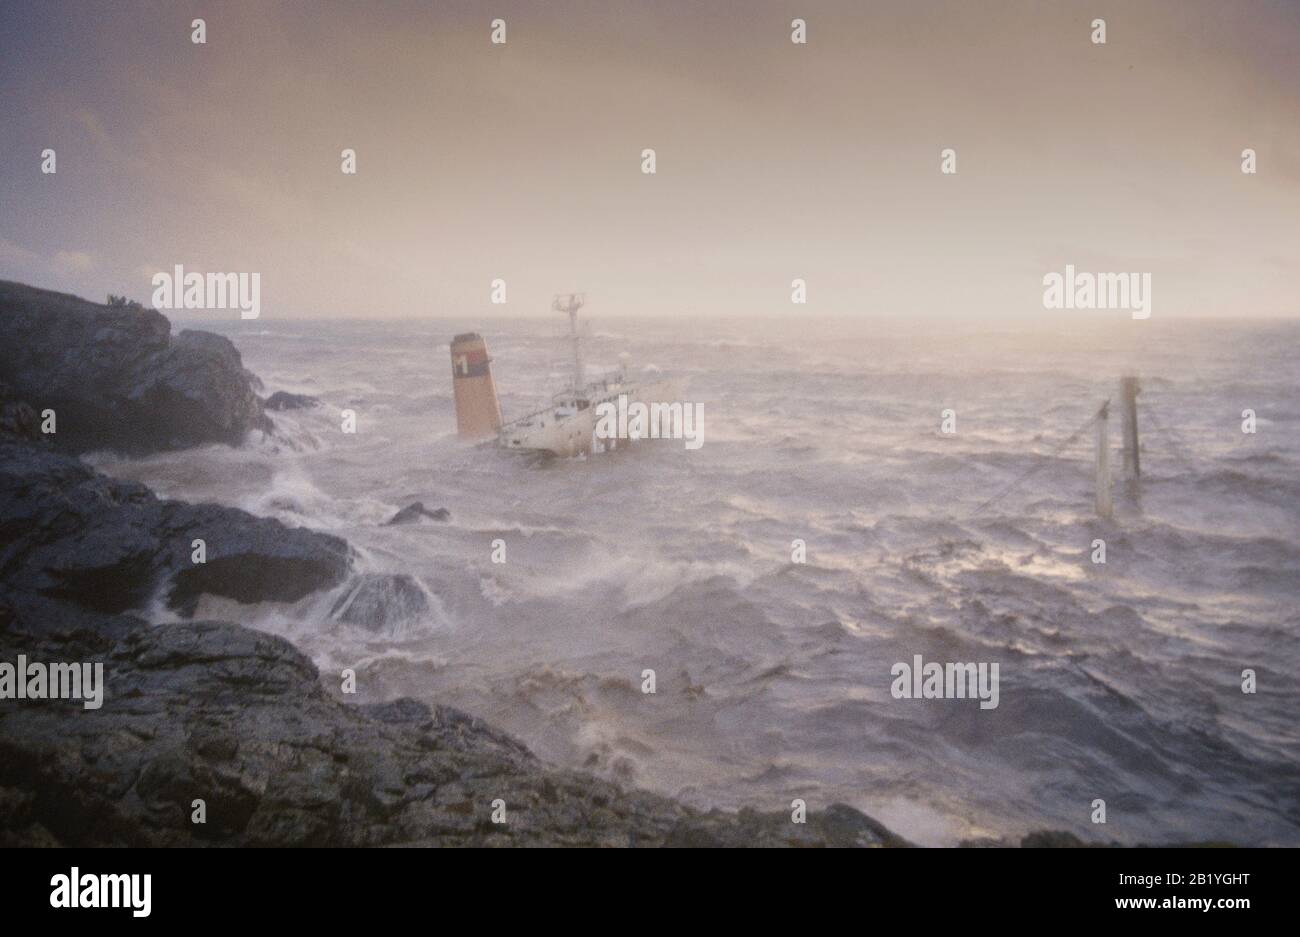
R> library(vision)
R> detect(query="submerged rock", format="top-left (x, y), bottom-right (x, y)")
top-left (385, 501), bottom-right (451, 525)
top-left (263, 390), bottom-right (319, 411)
top-left (329, 573), bottom-right (431, 634)
top-left (0, 280), bottom-right (268, 455)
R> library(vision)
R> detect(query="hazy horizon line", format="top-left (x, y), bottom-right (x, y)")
top-left (7, 277), bottom-right (1295, 324)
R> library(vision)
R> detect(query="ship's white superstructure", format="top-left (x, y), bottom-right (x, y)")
top-left (488, 293), bottom-right (684, 456)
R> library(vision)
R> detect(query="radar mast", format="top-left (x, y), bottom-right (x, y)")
top-left (552, 292), bottom-right (586, 392)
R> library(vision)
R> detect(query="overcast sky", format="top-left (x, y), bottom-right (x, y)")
top-left (1, 0), bottom-right (1297, 319)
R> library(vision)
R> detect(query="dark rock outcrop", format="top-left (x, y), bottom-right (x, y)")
top-left (0, 281), bottom-right (268, 455)
top-left (385, 501), bottom-right (451, 525)
top-left (263, 390), bottom-right (319, 411)
top-left (0, 439), bottom-right (351, 622)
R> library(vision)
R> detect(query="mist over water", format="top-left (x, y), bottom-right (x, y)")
top-left (94, 316), bottom-right (1300, 846)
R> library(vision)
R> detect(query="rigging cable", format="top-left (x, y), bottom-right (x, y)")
top-left (1141, 403), bottom-right (1200, 476)
top-left (969, 400), bottom-right (1109, 518)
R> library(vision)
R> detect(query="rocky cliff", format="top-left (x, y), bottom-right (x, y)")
top-left (0, 281), bottom-right (268, 455)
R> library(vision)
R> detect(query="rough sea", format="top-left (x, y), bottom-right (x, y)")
top-left (92, 315), bottom-right (1300, 846)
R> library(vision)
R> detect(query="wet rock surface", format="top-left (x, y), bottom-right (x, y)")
top-left (0, 440), bottom-right (352, 622)
top-left (330, 573), bottom-right (431, 634)
top-left (0, 281), bottom-right (268, 455)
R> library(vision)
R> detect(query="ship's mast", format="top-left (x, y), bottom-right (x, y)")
top-left (552, 293), bottom-right (585, 392)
